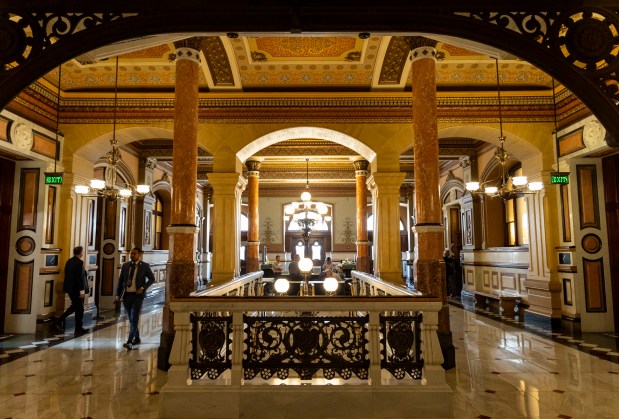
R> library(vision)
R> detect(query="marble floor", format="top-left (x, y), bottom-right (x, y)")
top-left (2, 306), bottom-right (619, 418)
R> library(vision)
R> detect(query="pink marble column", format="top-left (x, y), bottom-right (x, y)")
top-left (353, 159), bottom-right (370, 273)
top-left (245, 160), bottom-right (261, 273)
top-left (159, 39), bottom-right (201, 370)
top-left (168, 41), bottom-right (200, 297)
top-left (410, 37), bottom-right (454, 368)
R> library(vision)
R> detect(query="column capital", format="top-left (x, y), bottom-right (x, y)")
top-left (352, 159), bottom-right (370, 173)
top-left (208, 172), bottom-right (246, 194)
top-left (367, 172), bottom-right (406, 193)
top-left (409, 36), bottom-right (438, 64)
top-left (245, 159), bottom-right (262, 177)
top-left (144, 157), bottom-right (157, 170)
top-left (173, 38), bottom-right (201, 63)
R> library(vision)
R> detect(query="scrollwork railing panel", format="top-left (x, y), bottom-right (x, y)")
top-left (380, 312), bottom-right (424, 380)
top-left (189, 313), bottom-right (232, 380)
top-left (243, 314), bottom-right (369, 381)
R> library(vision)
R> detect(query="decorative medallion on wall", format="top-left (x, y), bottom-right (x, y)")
top-left (16, 236), bottom-right (36, 256)
top-left (583, 120), bottom-right (604, 147)
top-left (10, 122), bottom-right (33, 151)
top-left (103, 243), bottom-right (115, 255)
top-left (582, 233), bottom-right (602, 254)
top-left (339, 217), bottom-right (356, 244)
top-left (260, 217), bottom-right (279, 244)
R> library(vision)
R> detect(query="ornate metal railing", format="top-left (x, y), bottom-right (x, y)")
top-left (189, 313), bottom-right (232, 380)
top-left (167, 296), bottom-right (445, 389)
top-left (380, 312), bottom-right (423, 380)
top-left (243, 314), bottom-right (369, 381)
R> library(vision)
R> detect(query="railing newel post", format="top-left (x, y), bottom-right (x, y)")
top-left (168, 308), bottom-right (192, 386)
top-left (369, 310), bottom-right (382, 386)
top-left (231, 310), bottom-right (244, 385)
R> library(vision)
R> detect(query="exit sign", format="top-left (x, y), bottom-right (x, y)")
top-left (550, 172), bottom-right (569, 185)
top-left (45, 172), bottom-right (63, 185)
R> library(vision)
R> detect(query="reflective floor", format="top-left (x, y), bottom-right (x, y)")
top-left (2, 306), bottom-right (619, 418)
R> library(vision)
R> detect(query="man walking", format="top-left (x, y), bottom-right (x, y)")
top-left (56, 246), bottom-right (89, 336)
top-left (115, 247), bottom-right (155, 350)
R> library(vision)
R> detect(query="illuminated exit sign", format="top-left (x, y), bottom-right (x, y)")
top-left (45, 172), bottom-right (63, 185)
top-left (550, 172), bottom-right (569, 185)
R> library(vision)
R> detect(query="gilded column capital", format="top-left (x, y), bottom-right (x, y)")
top-left (353, 159), bottom-right (370, 176)
top-left (144, 157), bottom-right (157, 170)
top-left (173, 38), bottom-right (201, 63)
top-left (367, 172), bottom-right (406, 194)
top-left (245, 159), bottom-right (262, 177)
top-left (409, 37), bottom-right (438, 64)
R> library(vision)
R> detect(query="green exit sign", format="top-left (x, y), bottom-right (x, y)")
top-left (45, 172), bottom-right (63, 185)
top-left (550, 172), bottom-right (569, 185)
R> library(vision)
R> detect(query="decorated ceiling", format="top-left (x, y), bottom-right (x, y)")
top-left (43, 35), bottom-right (552, 92)
top-left (33, 34), bottom-right (559, 195)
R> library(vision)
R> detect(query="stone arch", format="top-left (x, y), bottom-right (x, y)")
top-left (237, 126), bottom-right (376, 163)
top-left (440, 176), bottom-right (465, 204)
top-left (1, 6), bottom-right (618, 145)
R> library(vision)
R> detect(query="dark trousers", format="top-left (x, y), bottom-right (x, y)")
top-left (123, 293), bottom-right (143, 343)
top-left (60, 294), bottom-right (84, 331)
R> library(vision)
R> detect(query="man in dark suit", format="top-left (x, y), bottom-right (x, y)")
top-left (115, 247), bottom-right (155, 350)
top-left (56, 246), bottom-right (89, 335)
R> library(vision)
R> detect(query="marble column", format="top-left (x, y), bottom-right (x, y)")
top-left (367, 172), bottom-right (405, 283)
top-left (245, 160), bottom-right (261, 273)
top-left (159, 39), bottom-right (201, 371)
top-left (410, 37), bottom-right (454, 368)
top-left (209, 172), bottom-right (247, 284)
top-left (353, 159), bottom-right (371, 273)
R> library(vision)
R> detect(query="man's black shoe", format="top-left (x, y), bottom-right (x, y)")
top-left (132, 338), bottom-right (141, 345)
top-left (75, 328), bottom-right (88, 336)
top-left (53, 319), bottom-right (64, 332)
top-left (123, 342), bottom-right (133, 350)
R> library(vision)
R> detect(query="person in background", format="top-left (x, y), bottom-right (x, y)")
top-left (115, 247), bottom-right (155, 350)
top-left (272, 255), bottom-right (284, 277)
top-left (443, 249), bottom-right (456, 298)
top-left (322, 257), bottom-right (335, 272)
top-left (287, 254), bottom-right (302, 295)
top-left (56, 246), bottom-right (89, 336)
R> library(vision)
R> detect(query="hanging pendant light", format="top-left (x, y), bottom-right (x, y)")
top-left (465, 58), bottom-right (543, 199)
top-left (75, 56), bottom-right (150, 199)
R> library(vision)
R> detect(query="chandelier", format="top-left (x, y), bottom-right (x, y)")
top-left (465, 59), bottom-right (542, 199)
top-left (283, 159), bottom-right (331, 243)
top-left (75, 57), bottom-right (150, 199)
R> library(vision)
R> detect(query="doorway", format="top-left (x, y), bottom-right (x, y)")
top-left (602, 154), bottom-right (619, 332)
top-left (0, 157), bottom-right (15, 333)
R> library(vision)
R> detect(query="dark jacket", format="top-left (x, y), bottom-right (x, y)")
top-left (115, 260), bottom-right (155, 298)
top-left (63, 256), bottom-right (89, 297)
top-left (288, 261), bottom-right (302, 280)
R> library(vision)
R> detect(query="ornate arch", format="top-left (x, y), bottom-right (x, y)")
top-left (94, 158), bottom-right (136, 187)
top-left (440, 175), bottom-right (465, 204)
top-left (1, 3), bottom-right (618, 146)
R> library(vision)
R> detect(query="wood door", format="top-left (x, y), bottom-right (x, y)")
top-left (0, 158), bottom-right (15, 333)
top-left (603, 155), bottom-right (619, 332)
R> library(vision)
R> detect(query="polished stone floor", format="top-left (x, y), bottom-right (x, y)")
top-left (2, 305), bottom-right (619, 418)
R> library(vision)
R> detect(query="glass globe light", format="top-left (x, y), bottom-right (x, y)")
top-left (323, 276), bottom-right (338, 293)
top-left (274, 278), bottom-right (290, 294)
top-left (528, 182), bottom-right (543, 191)
top-left (316, 203), bottom-right (328, 215)
top-left (90, 179), bottom-right (106, 190)
top-left (74, 185), bottom-right (90, 194)
top-left (119, 188), bottom-right (132, 197)
top-left (484, 186), bottom-right (498, 194)
top-left (512, 176), bottom-right (528, 186)
top-left (301, 191), bottom-right (312, 202)
top-left (465, 182), bottom-right (480, 191)
top-left (284, 205), bottom-right (295, 215)
top-left (136, 184), bottom-right (150, 194)
top-left (299, 257), bottom-right (313, 273)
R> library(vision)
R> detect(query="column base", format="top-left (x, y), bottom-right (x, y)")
top-left (438, 330), bottom-right (456, 370)
top-left (158, 331), bottom-right (176, 371)
top-left (169, 261), bottom-right (198, 296)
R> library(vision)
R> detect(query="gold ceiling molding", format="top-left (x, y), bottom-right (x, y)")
top-left (249, 37), bottom-right (361, 61)
top-left (121, 44), bottom-right (172, 59)
top-left (378, 37), bottom-right (412, 85)
top-left (201, 37), bottom-right (235, 86)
